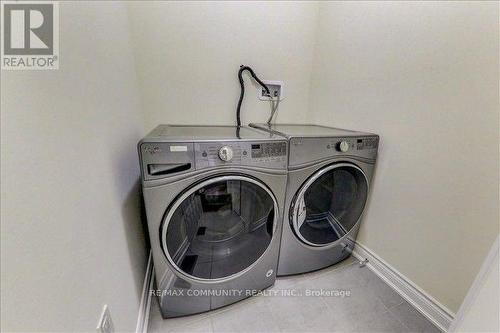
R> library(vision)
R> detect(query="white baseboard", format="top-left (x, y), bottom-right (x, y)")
top-left (136, 250), bottom-right (154, 333)
top-left (352, 242), bottom-right (455, 332)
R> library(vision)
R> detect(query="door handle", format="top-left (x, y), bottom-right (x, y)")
top-left (147, 163), bottom-right (191, 176)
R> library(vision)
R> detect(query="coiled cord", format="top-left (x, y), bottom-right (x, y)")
top-left (236, 65), bottom-right (270, 127)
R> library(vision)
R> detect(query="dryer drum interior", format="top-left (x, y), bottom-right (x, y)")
top-left (291, 163), bottom-right (369, 247)
top-left (161, 176), bottom-right (277, 280)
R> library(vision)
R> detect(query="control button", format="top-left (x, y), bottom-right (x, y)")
top-left (242, 150), bottom-right (247, 156)
top-left (336, 141), bottom-right (349, 152)
top-left (218, 146), bottom-right (233, 162)
top-left (202, 151), bottom-right (207, 157)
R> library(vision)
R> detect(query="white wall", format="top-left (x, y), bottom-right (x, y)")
top-left (1, 2), bottom-right (147, 331)
top-left (450, 237), bottom-right (499, 332)
top-left (309, 1), bottom-right (499, 312)
top-left (127, 1), bottom-right (319, 131)
top-left (2, 1), bottom-right (498, 330)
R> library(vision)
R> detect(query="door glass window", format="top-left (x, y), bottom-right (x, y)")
top-left (163, 177), bottom-right (276, 280)
top-left (293, 165), bottom-right (368, 246)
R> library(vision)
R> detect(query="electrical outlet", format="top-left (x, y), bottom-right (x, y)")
top-left (258, 80), bottom-right (284, 101)
top-left (97, 305), bottom-right (114, 333)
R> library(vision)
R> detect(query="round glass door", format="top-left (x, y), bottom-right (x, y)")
top-left (161, 175), bottom-right (277, 281)
top-left (291, 163), bottom-right (368, 247)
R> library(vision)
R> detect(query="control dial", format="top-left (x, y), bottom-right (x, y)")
top-left (336, 141), bottom-right (349, 153)
top-left (218, 146), bottom-right (233, 161)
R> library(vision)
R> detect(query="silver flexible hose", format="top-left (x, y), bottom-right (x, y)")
top-left (266, 93), bottom-right (280, 124)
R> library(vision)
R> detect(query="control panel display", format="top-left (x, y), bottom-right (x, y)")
top-left (251, 142), bottom-right (287, 158)
top-left (356, 138), bottom-right (378, 150)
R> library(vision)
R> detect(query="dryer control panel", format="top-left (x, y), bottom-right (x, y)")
top-left (195, 141), bottom-right (287, 170)
top-left (289, 136), bottom-right (379, 167)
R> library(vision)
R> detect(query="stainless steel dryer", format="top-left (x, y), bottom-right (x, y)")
top-left (138, 125), bottom-right (288, 318)
top-left (249, 124), bottom-right (379, 276)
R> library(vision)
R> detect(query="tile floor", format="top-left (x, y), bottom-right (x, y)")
top-left (148, 257), bottom-right (441, 332)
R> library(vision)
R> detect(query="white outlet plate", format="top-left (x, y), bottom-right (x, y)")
top-left (258, 80), bottom-right (284, 101)
top-left (97, 305), bottom-right (114, 333)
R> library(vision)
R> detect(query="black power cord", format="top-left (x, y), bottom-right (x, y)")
top-left (236, 65), bottom-right (270, 127)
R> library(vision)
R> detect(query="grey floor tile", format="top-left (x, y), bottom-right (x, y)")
top-left (266, 273), bottom-right (348, 332)
top-left (265, 274), bottom-right (354, 332)
top-left (162, 318), bottom-right (213, 333)
top-left (148, 257), bottom-right (439, 333)
top-left (388, 301), bottom-right (441, 333)
top-left (348, 310), bottom-right (408, 333)
top-left (310, 266), bottom-right (387, 329)
top-left (211, 295), bottom-right (280, 332)
top-left (355, 265), bottom-right (404, 309)
top-left (265, 286), bottom-right (346, 332)
top-left (148, 297), bottom-right (212, 333)
top-left (323, 288), bottom-right (388, 330)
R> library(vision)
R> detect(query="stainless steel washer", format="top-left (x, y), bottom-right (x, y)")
top-left (138, 125), bottom-right (287, 317)
top-left (249, 124), bottom-right (379, 276)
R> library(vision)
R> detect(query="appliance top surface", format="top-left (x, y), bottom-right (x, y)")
top-left (250, 123), bottom-right (377, 138)
top-left (143, 125), bottom-right (285, 142)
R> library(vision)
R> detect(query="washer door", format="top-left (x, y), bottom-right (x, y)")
top-left (161, 175), bottom-right (278, 281)
top-left (291, 163), bottom-right (369, 247)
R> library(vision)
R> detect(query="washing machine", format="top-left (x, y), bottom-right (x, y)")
top-left (249, 124), bottom-right (379, 276)
top-left (138, 125), bottom-right (288, 318)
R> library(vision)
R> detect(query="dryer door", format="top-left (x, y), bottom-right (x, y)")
top-left (291, 163), bottom-right (369, 247)
top-left (161, 175), bottom-right (278, 281)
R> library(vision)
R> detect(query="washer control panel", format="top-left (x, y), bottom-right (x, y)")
top-left (195, 141), bottom-right (287, 170)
